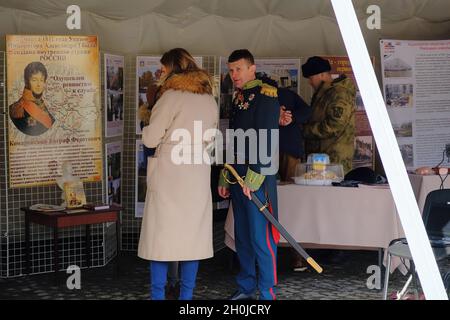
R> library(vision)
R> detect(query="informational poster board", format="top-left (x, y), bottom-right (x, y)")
top-left (135, 140), bottom-right (146, 218)
top-left (106, 142), bottom-right (122, 206)
top-left (136, 56), bottom-right (163, 135)
top-left (104, 54), bottom-right (124, 137)
top-left (7, 35), bottom-right (102, 188)
top-left (255, 58), bottom-right (300, 94)
top-left (322, 55), bottom-right (376, 169)
top-left (136, 56), bottom-right (203, 134)
top-left (380, 39), bottom-right (450, 169)
top-left (219, 57), bottom-right (233, 120)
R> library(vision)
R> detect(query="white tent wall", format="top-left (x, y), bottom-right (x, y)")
top-left (1, 0), bottom-right (450, 56)
top-left (0, 1), bottom-right (447, 97)
top-left (0, 0), bottom-right (449, 98)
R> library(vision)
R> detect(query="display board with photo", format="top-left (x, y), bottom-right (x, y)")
top-left (219, 57), bottom-right (234, 120)
top-left (380, 39), bottom-right (450, 169)
top-left (105, 54), bottom-right (124, 137)
top-left (353, 136), bottom-right (374, 169)
top-left (255, 58), bottom-right (300, 93)
top-left (136, 56), bottom-right (203, 134)
top-left (106, 142), bottom-right (122, 206)
top-left (135, 140), bottom-right (146, 218)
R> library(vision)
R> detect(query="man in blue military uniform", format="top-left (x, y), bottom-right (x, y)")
top-left (218, 49), bottom-right (280, 300)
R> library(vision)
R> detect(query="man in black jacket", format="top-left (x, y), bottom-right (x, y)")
top-left (260, 76), bottom-right (312, 182)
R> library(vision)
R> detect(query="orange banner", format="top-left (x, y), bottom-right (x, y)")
top-left (7, 35), bottom-right (102, 188)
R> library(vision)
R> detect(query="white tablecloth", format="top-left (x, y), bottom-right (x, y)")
top-left (224, 183), bottom-right (402, 251)
top-left (224, 175), bottom-right (448, 274)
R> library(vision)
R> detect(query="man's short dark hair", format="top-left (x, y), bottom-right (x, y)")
top-left (228, 49), bottom-right (255, 65)
top-left (24, 61), bottom-right (48, 88)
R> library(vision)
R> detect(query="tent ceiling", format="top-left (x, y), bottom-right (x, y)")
top-left (0, 0), bottom-right (449, 57)
top-left (1, 0), bottom-right (450, 21)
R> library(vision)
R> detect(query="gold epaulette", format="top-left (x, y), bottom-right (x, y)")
top-left (260, 83), bottom-right (278, 98)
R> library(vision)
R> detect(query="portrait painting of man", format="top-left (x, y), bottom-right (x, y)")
top-left (9, 61), bottom-right (55, 136)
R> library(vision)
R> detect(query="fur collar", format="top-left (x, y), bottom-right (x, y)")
top-left (159, 70), bottom-right (212, 96)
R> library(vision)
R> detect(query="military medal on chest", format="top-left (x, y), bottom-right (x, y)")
top-left (233, 91), bottom-right (255, 110)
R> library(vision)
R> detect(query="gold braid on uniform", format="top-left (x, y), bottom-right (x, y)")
top-left (260, 83), bottom-right (278, 97)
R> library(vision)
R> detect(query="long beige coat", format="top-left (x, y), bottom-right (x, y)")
top-left (138, 71), bottom-right (218, 261)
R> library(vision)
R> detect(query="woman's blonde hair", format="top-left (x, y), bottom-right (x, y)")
top-left (159, 48), bottom-right (213, 93)
top-left (160, 48), bottom-right (201, 76)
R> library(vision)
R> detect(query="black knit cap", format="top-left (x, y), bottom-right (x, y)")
top-left (301, 56), bottom-right (331, 78)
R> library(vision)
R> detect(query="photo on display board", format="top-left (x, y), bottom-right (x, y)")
top-left (255, 58), bottom-right (300, 93)
top-left (355, 91), bottom-right (365, 112)
top-left (385, 83), bottom-right (414, 109)
top-left (136, 56), bottom-right (203, 134)
top-left (219, 57), bottom-right (234, 119)
top-left (353, 136), bottom-right (374, 169)
top-left (392, 121), bottom-right (413, 138)
top-left (383, 56), bottom-right (413, 78)
top-left (106, 142), bottom-right (122, 206)
top-left (135, 140), bottom-right (146, 218)
top-left (136, 56), bottom-right (163, 135)
top-left (105, 54), bottom-right (124, 137)
top-left (400, 144), bottom-right (414, 168)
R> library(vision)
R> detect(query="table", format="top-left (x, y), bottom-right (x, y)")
top-left (225, 183), bottom-right (401, 251)
top-left (23, 205), bottom-right (122, 274)
top-left (224, 183), bottom-right (405, 273)
top-left (225, 176), bottom-right (449, 275)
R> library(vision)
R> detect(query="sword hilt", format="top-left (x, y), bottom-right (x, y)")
top-left (224, 163), bottom-right (245, 188)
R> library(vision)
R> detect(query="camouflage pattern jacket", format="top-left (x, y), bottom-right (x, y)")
top-left (303, 75), bottom-right (356, 174)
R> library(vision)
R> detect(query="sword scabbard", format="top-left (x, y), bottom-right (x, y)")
top-left (223, 162), bottom-right (324, 274)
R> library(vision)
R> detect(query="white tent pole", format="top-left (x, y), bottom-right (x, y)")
top-left (331, 0), bottom-right (447, 300)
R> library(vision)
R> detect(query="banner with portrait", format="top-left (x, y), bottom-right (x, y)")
top-left (106, 142), bottom-right (122, 206)
top-left (7, 35), bottom-right (102, 188)
top-left (104, 53), bottom-right (124, 137)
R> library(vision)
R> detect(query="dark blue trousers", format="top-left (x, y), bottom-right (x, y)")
top-left (230, 165), bottom-right (278, 300)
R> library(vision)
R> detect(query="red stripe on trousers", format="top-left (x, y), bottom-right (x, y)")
top-left (267, 200), bottom-right (280, 244)
top-left (270, 288), bottom-right (276, 300)
top-left (266, 223), bottom-right (278, 286)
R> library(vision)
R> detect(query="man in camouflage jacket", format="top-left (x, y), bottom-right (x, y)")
top-left (301, 56), bottom-right (356, 174)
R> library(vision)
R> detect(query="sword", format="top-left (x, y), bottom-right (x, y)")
top-left (224, 163), bottom-right (323, 274)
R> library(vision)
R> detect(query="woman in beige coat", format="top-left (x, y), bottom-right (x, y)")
top-left (137, 48), bottom-right (218, 300)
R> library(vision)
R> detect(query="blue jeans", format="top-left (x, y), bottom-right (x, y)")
top-left (150, 260), bottom-right (199, 300)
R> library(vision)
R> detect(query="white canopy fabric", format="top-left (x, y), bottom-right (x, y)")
top-left (0, 0), bottom-right (449, 59)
